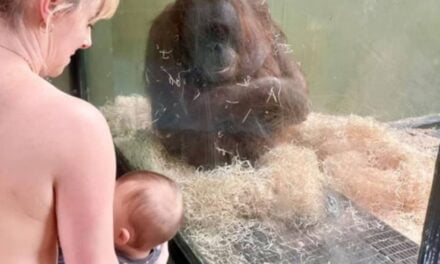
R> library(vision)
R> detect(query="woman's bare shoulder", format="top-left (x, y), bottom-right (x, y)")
top-left (37, 82), bottom-right (115, 178)
top-left (1, 74), bottom-right (115, 180)
top-left (33, 80), bottom-right (110, 134)
top-left (25, 79), bottom-right (113, 159)
top-left (56, 93), bottom-right (109, 132)
top-left (5, 72), bottom-right (107, 130)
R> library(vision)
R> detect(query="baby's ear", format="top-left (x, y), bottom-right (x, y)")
top-left (115, 228), bottom-right (131, 246)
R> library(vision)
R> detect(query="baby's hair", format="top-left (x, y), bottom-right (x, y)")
top-left (117, 170), bottom-right (184, 250)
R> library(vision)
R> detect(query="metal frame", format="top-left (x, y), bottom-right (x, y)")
top-left (418, 147), bottom-right (440, 263)
top-left (70, 51), bottom-right (88, 100)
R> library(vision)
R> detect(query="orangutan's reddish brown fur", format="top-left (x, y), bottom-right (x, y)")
top-left (146, 0), bottom-right (310, 169)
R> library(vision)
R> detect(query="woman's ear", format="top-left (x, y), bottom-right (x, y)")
top-left (39, 0), bottom-right (63, 24)
top-left (115, 228), bottom-right (131, 246)
top-left (39, 0), bottom-right (54, 23)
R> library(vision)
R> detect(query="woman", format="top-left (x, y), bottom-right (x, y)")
top-left (0, 0), bottom-right (119, 262)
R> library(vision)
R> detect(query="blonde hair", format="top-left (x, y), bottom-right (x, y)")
top-left (117, 171), bottom-right (184, 250)
top-left (94, 0), bottom-right (119, 20)
top-left (0, 0), bottom-right (119, 26)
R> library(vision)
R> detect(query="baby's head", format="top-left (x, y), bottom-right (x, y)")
top-left (114, 170), bottom-right (184, 257)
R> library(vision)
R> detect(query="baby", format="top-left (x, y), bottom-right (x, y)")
top-left (58, 170), bottom-right (184, 264)
top-left (114, 170), bottom-right (184, 264)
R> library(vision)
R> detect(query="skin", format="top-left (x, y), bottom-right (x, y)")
top-left (113, 181), bottom-right (152, 259)
top-left (113, 180), bottom-right (180, 263)
top-left (0, 0), bottom-right (118, 263)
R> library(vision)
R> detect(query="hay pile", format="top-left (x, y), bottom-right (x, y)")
top-left (101, 95), bottom-right (439, 255)
top-left (100, 95), bottom-right (152, 137)
top-left (280, 113), bottom-right (438, 242)
top-left (115, 131), bottom-right (326, 263)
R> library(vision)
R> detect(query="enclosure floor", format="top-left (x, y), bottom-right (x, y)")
top-left (182, 191), bottom-right (419, 264)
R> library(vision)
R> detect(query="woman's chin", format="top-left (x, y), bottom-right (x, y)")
top-left (47, 63), bottom-right (68, 78)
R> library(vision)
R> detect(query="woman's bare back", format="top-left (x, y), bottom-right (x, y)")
top-left (0, 62), bottom-right (117, 263)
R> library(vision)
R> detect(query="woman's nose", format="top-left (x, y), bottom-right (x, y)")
top-left (81, 29), bottom-right (92, 49)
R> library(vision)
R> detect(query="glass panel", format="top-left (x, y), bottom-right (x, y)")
top-left (87, 0), bottom-right (440, 263)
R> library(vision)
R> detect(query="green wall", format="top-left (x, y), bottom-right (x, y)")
top-left (84, 0), bottom-right (440, 121)
top-left (49, 66), bottom-right (72, 94)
